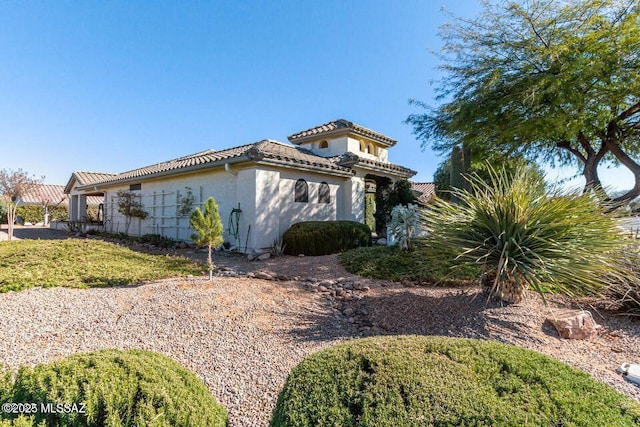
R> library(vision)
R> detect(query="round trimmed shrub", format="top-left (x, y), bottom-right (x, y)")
top-left (282, 221), bottom-right (372, 256)
top-left (1, 349), bottom-right (227, 427)
top-left (271, 336), bottom-right (640, 426)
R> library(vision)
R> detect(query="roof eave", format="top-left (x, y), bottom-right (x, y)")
top-left (76, 156), bottom-right (251, 190)
top-left (289, 128), bottom-right (397, 148)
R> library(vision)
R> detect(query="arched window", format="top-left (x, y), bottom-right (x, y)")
top-left (318, 182), bottom-right (330, 204)
top-left (295, 179), bottom-right (308, 202)
top-left (319, 140), bottom-right (329, 149)
top-left (366, 143), bottom-right (373, 154)
top-left (359, 140), bottom-right (366, 152)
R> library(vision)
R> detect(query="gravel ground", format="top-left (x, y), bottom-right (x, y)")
top-left (0, 277), bottom-right (350, 426)
top-left (1, 230), bottom-right (639, 425)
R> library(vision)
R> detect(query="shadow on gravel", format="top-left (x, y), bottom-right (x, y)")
top-left (286, 289), bottom-right (506, 343)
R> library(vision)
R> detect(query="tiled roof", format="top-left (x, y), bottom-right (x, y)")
top-left (410, 182), bottom-right (436, 204)
top-left (288, 119), bottom-right (397, 147)
top-left (19, 184), bottom-right (103, 206)
top-left (336, 153), bottom-right (416, 178)
top-left (77, 140), bottom-right (355, 189)
top-left (75, 172), bottom-right (116, 186)
top-left (18, 184), bottom-right (67, 205)
top-left (64, 171), bottom-right (116, 194)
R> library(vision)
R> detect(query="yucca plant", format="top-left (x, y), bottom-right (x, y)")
top-left (421, 165), bottom-right (627, 303)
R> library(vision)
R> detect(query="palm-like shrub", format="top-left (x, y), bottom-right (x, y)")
top-left (420, 166), bottom-right (626, 303)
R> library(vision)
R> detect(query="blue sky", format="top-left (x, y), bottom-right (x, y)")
top-left (0, 1), bottom-right (633, 190)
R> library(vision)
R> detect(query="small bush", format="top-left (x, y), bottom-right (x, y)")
top-left (272, 336), bottom-right (640, 427)
top-left (283, 221), bottom-right (371, 256)
top-left (15, 205), bottom-right (68, 223)
top-left (1, 349), bottom-right (227, 426)
top-left (339, 241), bottom-right (477, 283)
top-left (135, 233), bottom-right (177, 249)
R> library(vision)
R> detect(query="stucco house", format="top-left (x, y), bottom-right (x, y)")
top-left (64, 119), bottom-right (417, 252)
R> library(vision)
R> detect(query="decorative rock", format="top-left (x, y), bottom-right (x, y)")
top-left (318, 286), bottom-right (328, 292)
top-left (247, 253), bottom-right (257, 261)
top-left (255, 272), bottom-right (274, 281)
top-left (376, 238), bottom-right (387, 245)
top-left (257, 253), bottom-right (271, 261)
top-left (277, 274), bottom-right (290, 281)
top-left (343, 308), bottom-right (354, 317)
top-left (548, 309), bottom-right (599, 340)
top-left (319, 279), bottom-right (335, 287)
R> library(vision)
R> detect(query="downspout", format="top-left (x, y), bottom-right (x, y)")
top-left (224, 163), bottom-right (238, 176)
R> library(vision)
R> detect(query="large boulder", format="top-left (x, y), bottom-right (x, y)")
top-left (548, 309), bottom-right (599, 340)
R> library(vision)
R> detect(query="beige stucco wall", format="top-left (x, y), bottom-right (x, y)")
top-left (300, 135), bottom-right (389, 162)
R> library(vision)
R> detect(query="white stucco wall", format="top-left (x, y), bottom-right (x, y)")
top-left (67, 162), bottom-right (373, 252)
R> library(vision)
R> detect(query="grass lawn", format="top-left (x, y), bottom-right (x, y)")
top-left (0, 239), bottom-right (206, 292)
top-left (339, 240), bottom-right (478, 284)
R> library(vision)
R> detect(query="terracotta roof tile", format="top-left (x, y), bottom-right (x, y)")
top-left (20, 184), bottom-right (103, 206)
top-left (336, 153), bottom-right (416, 178)
top-left (410, 182), bottom-right (436, 204)
top-left (288, 119), bottom-right (397, 147)
top-left (78, 140), bottom-right (355, 188)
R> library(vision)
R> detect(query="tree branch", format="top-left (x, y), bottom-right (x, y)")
top-left (618, 101), bottom-right (640, 122)
top-left (556, 140), bottom-right (586, 163)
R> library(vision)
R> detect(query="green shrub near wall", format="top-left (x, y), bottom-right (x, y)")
top-left (0, 349), bottom-right (227, 427)
top-left (271, 336), bottom-right (640, 427)
top-left (14, 205), bottom-right (68, 223)
top-left (283, 221), bottom-right (372, 256)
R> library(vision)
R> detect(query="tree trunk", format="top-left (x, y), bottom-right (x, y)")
top-left (481, 272), bottom-right (525, 304)
top-left (207, 243), bottom-right (213, 281)
top-left (605, 137), bottom-right (640, 205)
top-left (6, 203), bottom-right (17, 241)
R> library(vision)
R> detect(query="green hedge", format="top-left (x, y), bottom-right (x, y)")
top-left (282, 221), bottom-right (371, 256)
top-left (0, 349), bottom-right (227, 427)
top-left (15, 205), bottom-right (68, 223)
top-left (271, 336), bottom-right (640, 427)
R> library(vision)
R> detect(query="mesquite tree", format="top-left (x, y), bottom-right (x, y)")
top-left (190, 197), bottom-right (224, 281)
top-left (408, 0), bottom-right (640, 204)
top-left (0, 169), bottom-right (43, 241)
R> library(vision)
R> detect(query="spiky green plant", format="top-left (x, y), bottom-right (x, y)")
top-left (190, 197), bottom-right (224, 280)
top-left (421, 165), bottom-right (627, 303)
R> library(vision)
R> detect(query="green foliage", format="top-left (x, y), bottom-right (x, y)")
top-left (283, 221), bottom-right (371, 256)
top-left (421, 165), bottom-right (627, 303)
top-left (0, 199), bottom-right (7, 224)
top-left (407, 0), bottom-right (640, 202)
top-left (272, 336), bottom-right (640, 427)
top-left (116, 190), bottom-right (148, 234)
top-left (1, 349), bottom-right (227, 426)
top-left (435, 154), bottom-right (546, 201)
top-left (0, 239), bottom-right (205, 292)
top-left (136, 233), bottom-right (177, 249)
top-left (15, 205), bottom-right (68, 224)
top-left (177, 187), bottom-right (195, 217)
top-left (339, 240), bottom-right (477, 283)
top-left (373, 178), bottom-right (417, 235)
top-left (605, 241), bottom-right (640, 315)
top-left (190, 197), bottom-right (224, 249)
top-left (364, 193), bottom-right (375, 232)
top-left (190, 197), bottom-right (224, 280)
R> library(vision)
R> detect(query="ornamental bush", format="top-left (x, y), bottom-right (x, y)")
top-left (0, 349), bottom-right (227, 427)
top-left (283, 221), bottom-right (371, 256)
top-left (15, 205), bottom-right (68, 224)
top-left (271, 336), bottom-right (640, 427)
